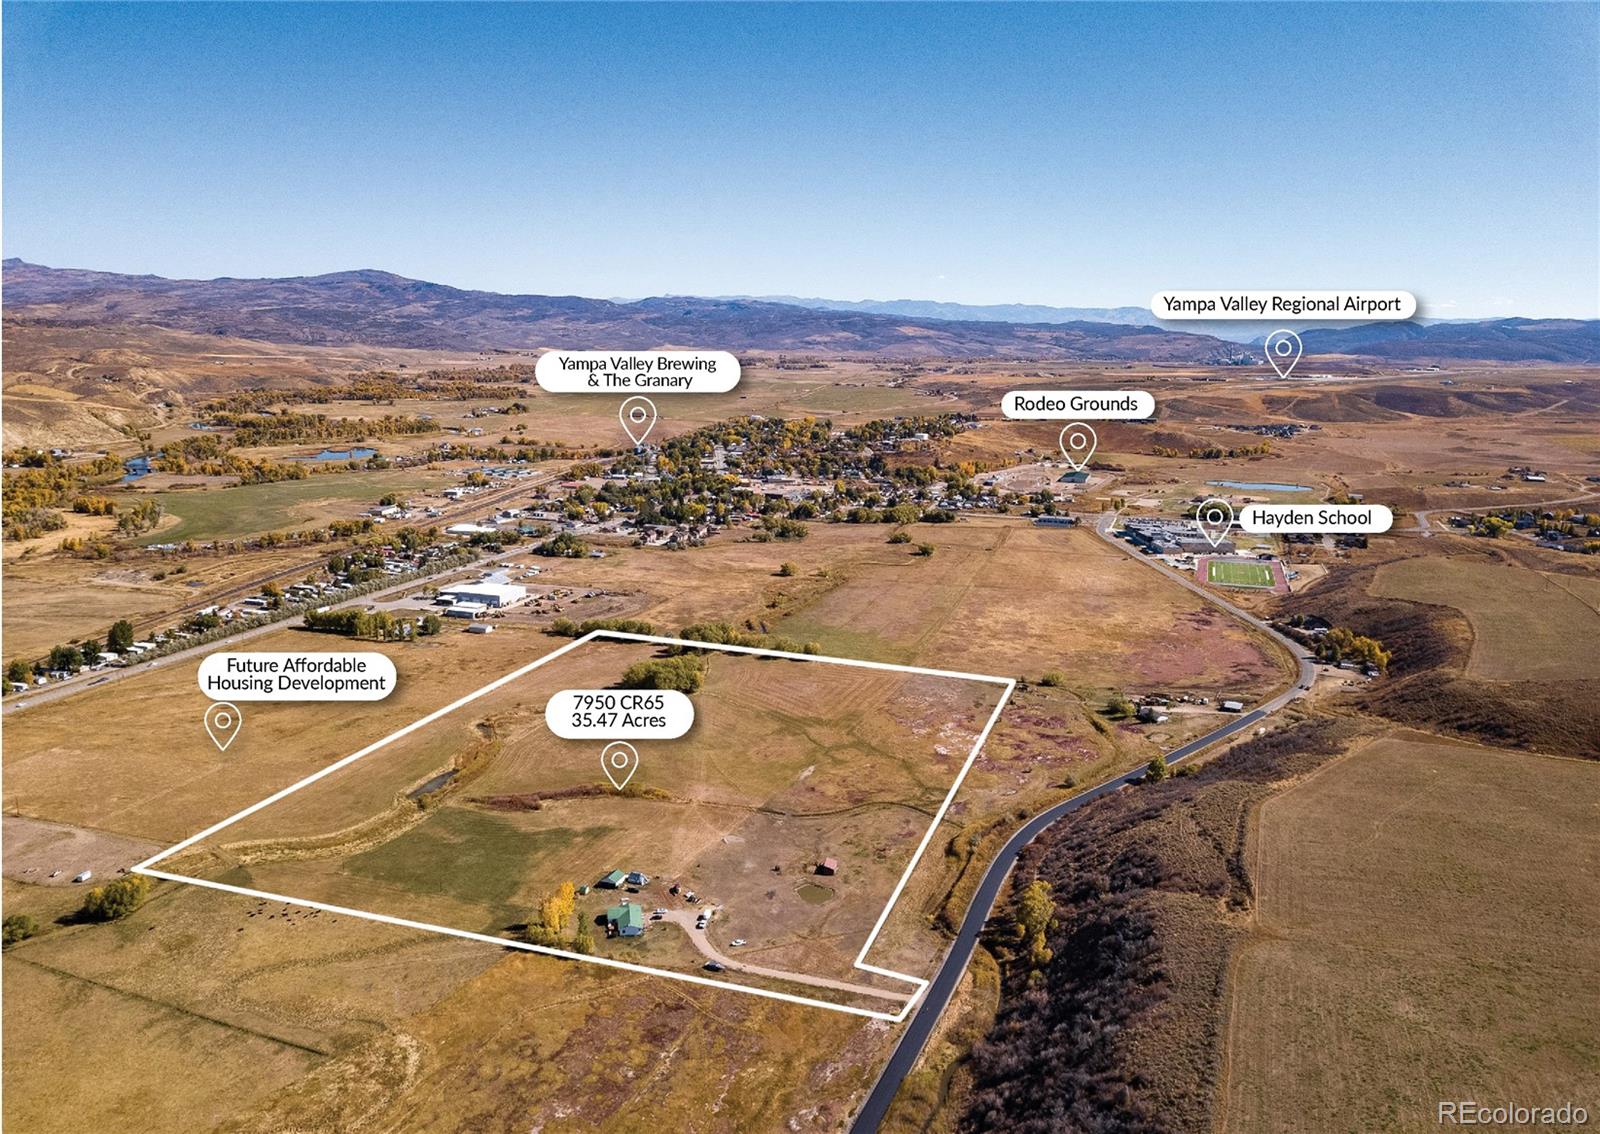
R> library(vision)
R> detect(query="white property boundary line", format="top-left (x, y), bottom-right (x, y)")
top-left (134, 630), bottom-right (1016, 1023)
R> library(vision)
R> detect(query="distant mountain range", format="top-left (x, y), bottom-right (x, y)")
top-left (5, 260), bottom-right (1597, 365)
top-left (1298, 319), bottom-right (1600, 363)
top-left (721, 295), bottom-right (1160, 328)
top-left (0, 260), bottom-right (1244, 363)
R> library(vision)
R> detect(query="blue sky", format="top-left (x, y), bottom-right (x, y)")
top-left (5, 2), bottom-right (1597, 316)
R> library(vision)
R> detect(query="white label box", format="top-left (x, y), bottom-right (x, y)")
top-left (1001, 390), bottom-right (1155, 420)
top-left (535, 350), bottom-right (741, 393)
top-left (545, 688), bottom-right (695, 739)
top-left (198, 652), bottom-right (398, 701)
top-left (1239, 504), bottom-right (1393, 534)
top-left (1151, 290), bottom-right (1416, 321)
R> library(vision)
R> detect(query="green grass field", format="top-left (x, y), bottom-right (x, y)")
top-left (1207, 559), bottom-right (1275, 588)
top-left (137, 469), bottom-right (451, 543)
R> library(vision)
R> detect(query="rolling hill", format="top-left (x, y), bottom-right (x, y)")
top-left (2, 260), bottom-right (1242, 362)
top-left (7, 261), bottom-right (1595, 364)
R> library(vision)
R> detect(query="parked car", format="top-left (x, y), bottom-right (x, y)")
top-left (703, 962), bottom-right (724, 973)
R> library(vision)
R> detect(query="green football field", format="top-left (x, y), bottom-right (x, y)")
top-left (1206, 559), bottom-right (1275, 588)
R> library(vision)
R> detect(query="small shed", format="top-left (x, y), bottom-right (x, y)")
top-left (597, 869), bottom-right (627, 889)
top-left (816, 858), bottom-right (838, 876)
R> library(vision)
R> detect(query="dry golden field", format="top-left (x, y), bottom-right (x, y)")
top-left (168, 638), bottom-right (1005, 1003)
top-left (3, 498), bottom-right (1288, 1129)
top-left (8, 354), bottom-right (1597, 1131)
top-left (1370, 556), bottom-right (1600, 682)
top-left (1221, 733), bottom-right (1600, 1134)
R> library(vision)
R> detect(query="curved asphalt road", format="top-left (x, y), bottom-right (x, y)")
top-left (849, 515), bottom-right (1315, 1133)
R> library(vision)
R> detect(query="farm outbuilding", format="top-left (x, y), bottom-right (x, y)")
top-left (607, 904), bottom-right (645, 937)
top-left (816, 858), bottom-right (838, 876)
top-left (597, 869), bottom-right (627, 889)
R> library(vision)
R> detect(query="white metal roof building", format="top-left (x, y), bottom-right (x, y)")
top-left (437, 582), bottom-right (527, 608)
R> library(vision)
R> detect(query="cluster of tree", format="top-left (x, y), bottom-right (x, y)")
top-left (1012, 879), bottom-right (1055, 970)
top-left (303, 608), bottom-right (435, 640)
top-left (1312, 626), bottom-right (1391, 671)
top-left (80, 875), bottom-right (150, 922)
top-left (1152, 440), bottom-right (1272, 459)
top-left (830, 502), bottom-right (956, 526)
top-left (1104, 691), bottom-right (1136, 719)
top-left (4, 506), bottom-right (68, 541)
top-left (151, 435), bottom-right (312, 484)
top-left (7, 619), bottom-right (136, 686)
top-left (116, 499), bottom-right (164, 535)
top-left (203, 370), bottom-right (531, 415)
top-left (676, 620), bottom-right (822, 656)
top-left (207, 411), bottom-right (436, 447)
top-left (548, 617), bottom-right (656, 638)
top-left (524, 881), bottom-right (583, 949)
top-left (3, 452), bottom-right (126, 540)
top-left (534, 531), bottom-right (590, 557)
top-left (619, 655), bottom-right (706, 693)
top-left (760, 516), bottom-right (808, 540)
top-left (72, 495), bottom-right (117, 516)
top-left (2, 913), bottom-right (38, 947)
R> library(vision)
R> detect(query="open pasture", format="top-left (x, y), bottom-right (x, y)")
top-left (134, 467), bottom-right (456, 544)
top-left (1370, 555), bottom-right (1600, 682)
top-left (163, 637), bottom-right (1008, 1006)
top-left (1222, 733), bottom-right (1600, 1133)
top-left (771, 518), bottom-right (1293, 702)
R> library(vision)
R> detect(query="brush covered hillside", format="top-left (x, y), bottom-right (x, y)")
top-left (2, 260), bottom-right (1241, 362)
top-left (963, 720), bottom-right (1362, 1134)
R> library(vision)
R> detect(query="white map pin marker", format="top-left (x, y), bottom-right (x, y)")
top-left (619, 396), bottom-right (658, 447)
top-left (1058, 422), bottom-right (1097, 471)
top-left (1196, 498), bottom-right (1236, 549)
top-left (204, 701), bottom-right (243, 752)
top-left (1264, 329), bottom-right (1303, 379)
top-left (601, 741), bottom-right (640, 791)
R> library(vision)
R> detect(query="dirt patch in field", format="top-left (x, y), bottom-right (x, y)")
top-left (2, 815), bottom-right (161, 886)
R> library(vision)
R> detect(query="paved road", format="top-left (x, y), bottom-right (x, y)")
top-left (849, 516), bottom-right (1315, 1133)
top-left (1089, 513), bottom-right (1316, 713)
top-left (4, 467), bottom-right (567, 717)
top-left (2, 545), bottom-right (529, 717)
top-left (1408, 488), bottom-right (1600, 538)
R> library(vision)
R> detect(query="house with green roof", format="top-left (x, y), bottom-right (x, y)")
top-left (606, 903), bottom-right (645, 937)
